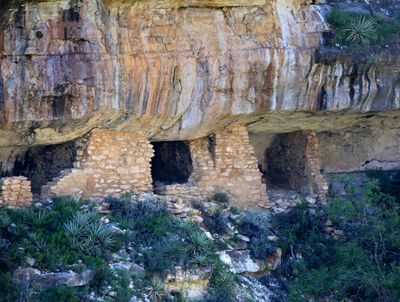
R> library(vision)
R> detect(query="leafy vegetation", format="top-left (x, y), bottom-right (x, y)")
top-left (328, 8), bottom-right (400, 47)
top-left (207, 261), bottom-right (237, 302)
top-left (0, 195), bottom-right (232, 301)
top-left (237, 211), bottom-right (276, 259)
top-left (2, 168), bottom-right (399, 302)
top-left (0, 197), bottom-right (117, 301)
top-left (273, 176), bottom-right (400, 302)
top-left (203, 206), bottom-right (230, 235)
top-left (211, 192), bottom-right (229, 204)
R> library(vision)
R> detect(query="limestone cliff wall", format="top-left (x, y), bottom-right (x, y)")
top-left (0, 0), bottom-right (398, 146)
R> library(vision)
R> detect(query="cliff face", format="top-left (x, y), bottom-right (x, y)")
top-left (0, 0), bottom-right (398, 145)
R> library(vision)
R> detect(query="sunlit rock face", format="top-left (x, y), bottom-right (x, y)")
top-left (0, 0), bottom-right (399, 176)
top-left (1, 0), bottom-right (398, 144)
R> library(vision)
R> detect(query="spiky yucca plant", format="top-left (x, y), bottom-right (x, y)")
top-left (344, 16), bottom-right (376, 45)
top-left (87, 223), bottom-right (116, 251)
top-left (64, 211), bottom-right (115, 256)
top-left (144, 277), bottom-right (165, 302)
top-left (23, 209), bottom-right (51, 228)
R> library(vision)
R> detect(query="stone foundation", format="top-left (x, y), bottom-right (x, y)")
top-left (0, 177), bottom-right (33, 207)
top-left (154, 184), bottom-right (202, 198)
top-left (183, 125), bottom-right (267, 206)
top-left (42, 129), bottom-right (154, 199)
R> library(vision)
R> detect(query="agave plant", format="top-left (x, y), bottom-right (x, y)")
top-left (24, 209), bottom-right (51, 228)
top-left (0, 211), bottom-right (12, 228)
top-left (87, 223), bottom-right (116, 251)
top-left (176, 219), bottom-right (198, 235)
top-left (185, 231), bottom-right (213, 257)
top-left (28, 232), bottom-right (47, 252)
top-left (344, 16), bottom-right (376, 45)
top-left (192, 254), bottom-right (210, 266)
top-left (64, 211), bottom-right (115, 255)
top-left (144, 277), bottom-right (165, 302)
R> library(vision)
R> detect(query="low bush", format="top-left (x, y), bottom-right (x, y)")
top-left (207, 261), bottom-right (237, 302)
top-left (238, 211), bottom-right (270, 237)
top-left (112, 269), bottom-right (135, 302)
top-left (0, 198), bottom-right (115, 302)
top-left (109, 198), bottom-right (216, 276)
top-left (144, 277), bottom-right (166, 302)
top-left (203, 206), bottom-right (230, 235)
top-left (273, 178), bottom-right (400, 302)
top-left (238, 211), bottom-right (276, 260)
top-left (140, 218), bottom-right (215, 275)
top-left (211, 192), bottom-right (229, 204)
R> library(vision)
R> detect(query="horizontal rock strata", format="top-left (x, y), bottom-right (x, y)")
top-left (0, 0), bottom-right (397, 145)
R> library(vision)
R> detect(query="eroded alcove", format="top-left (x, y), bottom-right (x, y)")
top-left (151, 141), bottom-right (193, 187)
top-left (264, 133), bottom-right (309, 191)
top-left (249, 131), bottom-right (325, 196)
top-left (11, 141), bottom-right (77, 194)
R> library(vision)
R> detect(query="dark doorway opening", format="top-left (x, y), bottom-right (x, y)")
top-left (151, 141), bottom-right (193, 186)
top-left (264, 132), bottom-right (308, 191)
top-left (12, 141), bottom-right (76, 194)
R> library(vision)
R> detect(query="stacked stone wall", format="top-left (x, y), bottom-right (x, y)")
top-left (305, 132), bottom-right (328, 200)
top-left (154, 184), bottom-right (202, 198)
top-left (188, 125), bottom-right (268, 207)
top-left (0, 177), bottom-right (33, 207)
top-left (42, 129), bottom-right (154, 199)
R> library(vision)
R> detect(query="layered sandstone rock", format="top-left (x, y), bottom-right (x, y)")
top-left (0, 0), bottom-right (398, 146)
top-left (0, 0), bottom-right (399, 198)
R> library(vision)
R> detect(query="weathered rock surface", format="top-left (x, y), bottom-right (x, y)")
top-left (13, 268), bottom-right (93, 288)
top-left (0, 0), bottom-right (398, 146)
top-left (219, 249), bottom-right (267, 274)
top-left (165, 266), bottom-right (212, 300)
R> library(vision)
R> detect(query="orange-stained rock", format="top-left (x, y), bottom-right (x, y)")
top-left (0, 0), bottom-right (398, 147)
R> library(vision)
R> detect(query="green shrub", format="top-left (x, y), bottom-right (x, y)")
top-left (274, 179), bottom-right (400, 302)
top-left (229, 206), bottom-right (240, 215)
top-left (237, 211), bottom-right (276, 260)
top-left (0, 197), bottom-right (114, 301)
top-left (344, 15), bottom-right (377, 45)
top-left (112, 269), bottom-right (134, 302)
top-left (141, 219), bottom-right (215, 274)
top-left (106, 195), bottom-right (133, 217)
top-left (203, 207), bottom-right (230, 235)
top-left (249, 234), bottom-right (276, 260)
top-left (212, 192), bottom-right (229, 204)
top-left (208, 261), bottom-right (237, 302)
top-left (238, 211), bottom-right (270, 237)
top-left (366, 168), bottom-right (400, 200)
top-left (36, 286), bottom-right (84, 302)
top-left (0, 195), bottom-right (222, 300)
top-left (108, 197), bottom-right (216, 275)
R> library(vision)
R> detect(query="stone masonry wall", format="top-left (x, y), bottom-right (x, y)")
top-left (0, 176), bottom-right (33, 207)
top-left (188, 125), bottom-right (268, 207)
top-left (305, 132), bottom-right (328, 201)
top-left (42, 129), bottom-right (154, 199)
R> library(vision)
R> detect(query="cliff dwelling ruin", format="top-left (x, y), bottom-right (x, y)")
top-left (0, 126), bottom-right (332, 208)
top-left (151, 141), bottom-right (193, 186)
